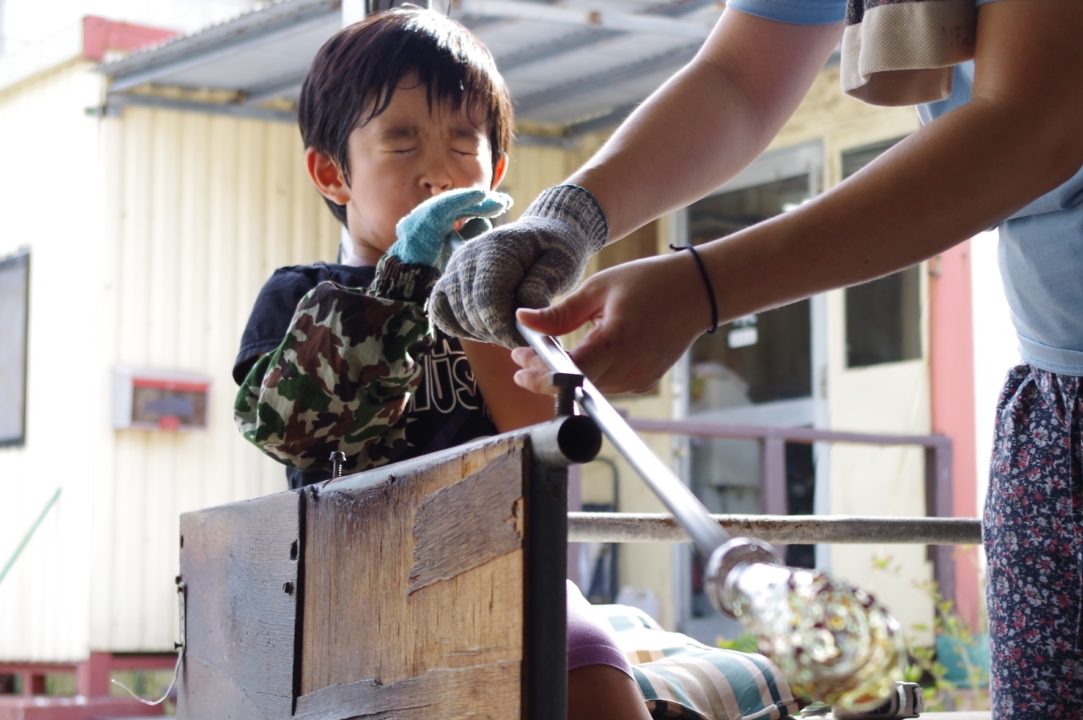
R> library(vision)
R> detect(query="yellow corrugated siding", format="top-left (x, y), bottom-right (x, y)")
top-left (501, 142), bottom-right (570, 219)
top-left (1, 75), bottom-right (340, 659)
top-left (93, 107), bottom-right (340, 651)
top-left (0, 62), bottom-right (102, 662)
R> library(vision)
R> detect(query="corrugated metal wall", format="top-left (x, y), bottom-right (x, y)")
top-left (0, 63), bottom-right (344, 658)
top-left (93, 106), bottom-right (341, 651)
top-left (0, 62), bottom-right (104, 662)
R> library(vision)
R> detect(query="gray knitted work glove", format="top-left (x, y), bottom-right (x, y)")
top-left (429, 184), bottom-right (608, 347)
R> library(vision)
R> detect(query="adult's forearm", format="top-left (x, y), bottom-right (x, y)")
top-left (686, 0), bottom-right (1083, 323)
top-left (567, 11), bottom-right (842, 243)
top-left (567, 60), bottom-right (772, 242)
top-left (700, 95), bottom-right (1083, 323)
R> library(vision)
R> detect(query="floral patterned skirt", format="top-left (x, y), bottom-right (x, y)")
top-left (984, 364), bottom-right (1083, 717)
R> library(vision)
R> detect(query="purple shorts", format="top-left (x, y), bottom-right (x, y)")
top-left (567, 580), bottom-right (633, 677)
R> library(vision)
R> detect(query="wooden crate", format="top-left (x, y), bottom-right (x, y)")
top-left (177, 428), bottom-right (574, 719)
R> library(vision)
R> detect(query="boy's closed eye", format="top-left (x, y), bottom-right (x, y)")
top-left (380, 125), bottom-right (418, 154)
top-left (378, 125), bottom-right (481, 155)
top-left (381, 142), bottom-right (479, 157)
top-left (448, 126), bottom-right (482, 156)
top-left (384, 144), bottom-right (478, 156)
top-left (383, 146), bottom-right (477, 158)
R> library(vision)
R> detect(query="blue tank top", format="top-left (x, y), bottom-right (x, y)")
top-left (920, 65), bottom-right (1083, 375)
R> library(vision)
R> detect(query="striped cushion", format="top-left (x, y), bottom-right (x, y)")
top-left (594, 604), bottom-right (799, 720)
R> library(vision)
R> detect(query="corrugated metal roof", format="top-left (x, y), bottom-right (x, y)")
top-left (98, 0), bottom-right (726, 141)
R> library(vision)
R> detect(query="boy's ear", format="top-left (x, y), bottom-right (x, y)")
top-left (305, 148), bottom-right (351, 204)
top-left (490, 152), bottom-right (509, 190)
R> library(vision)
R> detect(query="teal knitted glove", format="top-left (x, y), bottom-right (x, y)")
top-left (429, 184), bottom-right (608, 347)
top-left (389, 188), bottom-right (512, 270)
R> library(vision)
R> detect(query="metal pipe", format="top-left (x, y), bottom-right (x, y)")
top-left (517, 322), bottom-right (908, 711)
top-left (568, 512), bottom-right (982, 546)
top-left (528, 415), bottom-right (603, 467)
top-left (517, 323), bottom-right (731, 558)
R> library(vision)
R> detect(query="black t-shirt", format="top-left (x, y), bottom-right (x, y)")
top-left (234, 262), bottom-right (498, 489)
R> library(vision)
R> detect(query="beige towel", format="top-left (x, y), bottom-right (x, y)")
top-left (841, 0), bottom-right (977, 106)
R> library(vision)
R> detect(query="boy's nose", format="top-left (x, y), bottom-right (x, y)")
top-left (422, 165), bottom-right (454, 196)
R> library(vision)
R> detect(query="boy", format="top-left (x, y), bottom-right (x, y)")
top-left (232, 7), bottom-right (549, 487)
top-left (231, 9), bottom-right (650, 720)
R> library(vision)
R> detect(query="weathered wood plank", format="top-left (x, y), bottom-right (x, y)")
top-left (177, 490), bottom-right (301, 720)
top-left (298, 435), bottom-right (529, 706)
top-left (408, 452), bottom-right (524, 594)
top-left (293, 661), bottom-right (521, 720)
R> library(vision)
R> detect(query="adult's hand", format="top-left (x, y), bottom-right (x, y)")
top-left (510, 252), bottom-right (707, 395)
top-left (429, 184), bottom-right (608, 348)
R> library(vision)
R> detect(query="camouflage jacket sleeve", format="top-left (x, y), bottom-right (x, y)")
top-left (233, 255), bottom-right (438, 475)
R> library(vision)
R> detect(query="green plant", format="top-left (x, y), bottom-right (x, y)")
top-left (872, 554), bottom-right (989, 711)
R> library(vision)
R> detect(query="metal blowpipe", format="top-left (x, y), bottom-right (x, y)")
top-left (516, 321), bottom-right (906, 710)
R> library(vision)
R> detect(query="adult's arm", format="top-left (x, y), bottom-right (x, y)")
top-left (517, 0), bottom-right (1083, 394)
top-left (429, 10), bottom-right (842, 347)
top-left (571, 9), bottom-right (843, 242)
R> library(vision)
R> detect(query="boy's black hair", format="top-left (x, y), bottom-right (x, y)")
top-left (299, 6), bottom-right (514, 227)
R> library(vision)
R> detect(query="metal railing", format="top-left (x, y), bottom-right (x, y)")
top-left (621, 417), bottom-right (963, 599)
top-left (568, 512), bottom-right (981, 546)
top-left (520, 324), bottom-right (985, 712)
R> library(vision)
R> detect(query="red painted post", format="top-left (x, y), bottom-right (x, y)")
top-left (75, 653), bottom-right (111, 698)
top-left (928, 241), bottom-right (980, 631)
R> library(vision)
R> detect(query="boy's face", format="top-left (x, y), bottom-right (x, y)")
top-left (307, 75), bottom-right (507, 266)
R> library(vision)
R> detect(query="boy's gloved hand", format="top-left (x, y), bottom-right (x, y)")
top-left (389, 188), bottom-right (512, 271)
top-left (429, 184), bottom-right (608, 348)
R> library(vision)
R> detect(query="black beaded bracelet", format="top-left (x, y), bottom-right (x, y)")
top-left (669, 243), bottom-right (718, 334)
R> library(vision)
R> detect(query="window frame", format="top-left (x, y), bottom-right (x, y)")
top-left (0, 248), bottom-right (30, 447)
top-left (840, 138), bottom-right (923, 369)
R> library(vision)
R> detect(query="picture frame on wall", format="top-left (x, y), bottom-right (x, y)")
top-left (0, 249), bottom-right (30, 447)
